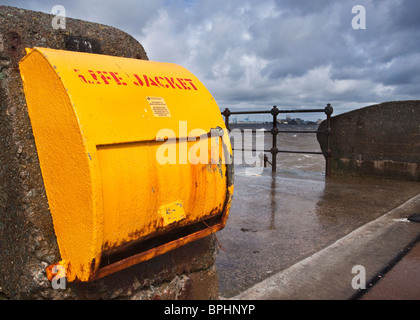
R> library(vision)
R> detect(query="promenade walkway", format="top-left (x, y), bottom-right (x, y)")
top-left (215, 168), bottom-right (420, 300)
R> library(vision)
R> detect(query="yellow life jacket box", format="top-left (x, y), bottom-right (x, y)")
top-left (19, 47), bottom-right (233, 282)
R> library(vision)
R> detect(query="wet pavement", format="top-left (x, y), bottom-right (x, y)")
top-left (215, 167), bottom-right (420, 300)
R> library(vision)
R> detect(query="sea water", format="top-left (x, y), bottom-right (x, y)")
top-left (230, 124), bottom-right (325, 175)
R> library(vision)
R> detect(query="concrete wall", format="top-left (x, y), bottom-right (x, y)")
top-left (317, 101), bottom-right (420, 181)
top-left (0, 6), bottom-right (219, 299)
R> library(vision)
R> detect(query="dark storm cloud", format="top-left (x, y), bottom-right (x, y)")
top-left (1, 0), bottom-right (419, 116)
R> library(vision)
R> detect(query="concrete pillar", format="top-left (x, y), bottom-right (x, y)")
top-left (0, 5), bottom-right (219, 299)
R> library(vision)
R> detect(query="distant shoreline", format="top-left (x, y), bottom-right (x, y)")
top-left (227, 123), bottom-right (320, 131)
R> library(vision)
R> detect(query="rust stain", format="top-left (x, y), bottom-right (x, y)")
top-left (92, 221), bottom-right (225, 281)
top-left (45, 263), bottom-right (57, 282)
top-left (101, 202), bottom-right (225, 255)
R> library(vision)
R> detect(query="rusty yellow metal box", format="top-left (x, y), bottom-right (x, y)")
top-left (19, 47), bottom-right (233, 282)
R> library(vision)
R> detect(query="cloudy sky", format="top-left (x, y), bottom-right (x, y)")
top-left (2, 0), bottom-right (420, 120)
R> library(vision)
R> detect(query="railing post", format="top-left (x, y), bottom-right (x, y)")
top-left (222, 108), bottom-right (231, 132)
top-left (270, 106), bottom-right (279, 172)
top-left (324, 103), bottom-right (333, 177)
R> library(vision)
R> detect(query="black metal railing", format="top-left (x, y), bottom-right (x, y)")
top-left (221, 104), bottom-right (333, 176)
